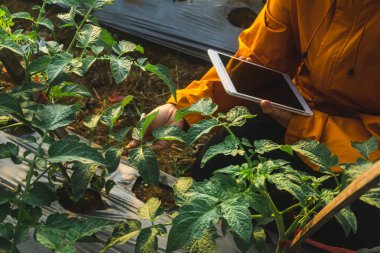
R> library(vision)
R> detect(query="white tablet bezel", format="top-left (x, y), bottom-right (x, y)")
top-left (208, 49), bottom-right (313, 117)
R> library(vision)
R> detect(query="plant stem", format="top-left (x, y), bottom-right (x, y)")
top-left (280, 203), bottom-right (301, 215)
top-left (67, 7), bottom-right (93, 51)
top-left (11, 131), bottom-right (48, 253)
top-left (0, 122), bottom-right (23, 130)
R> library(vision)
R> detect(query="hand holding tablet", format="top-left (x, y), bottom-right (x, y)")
top-left (208, 49), bottom-right (313, 117)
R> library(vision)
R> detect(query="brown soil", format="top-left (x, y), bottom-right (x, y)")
top-left (57, 188), bottom-right (106, 214)
top-left (132, 177), bottom-right (176, 209)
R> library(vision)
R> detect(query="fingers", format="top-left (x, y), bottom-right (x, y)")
top-left (126, 139), bottom-right (140, 149)
top-left (239, 56), bottom-right (253, 62)
top-left (260, 100), bottom-right (292, 128)
top-left (151, 140), bottom-right (172, 152)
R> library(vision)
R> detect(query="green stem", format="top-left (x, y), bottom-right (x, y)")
top-left (280, 203), bottom-right (301, 215)
top-left (67, 7), bottom-right (93, 51)
top-left (0, 122), bottom-right (23, 130)
top-left (11, 131), bottom-right (48, 253)
top-left (251, 214), bottom-right (263, 219)
top-left (284, 214), bottom-right (303, 239)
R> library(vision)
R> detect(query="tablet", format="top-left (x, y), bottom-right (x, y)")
top-left (208, 49), bottom-right (313, 116)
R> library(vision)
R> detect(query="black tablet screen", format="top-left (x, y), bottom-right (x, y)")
top-left (219, 53), bottom-right (304, 111)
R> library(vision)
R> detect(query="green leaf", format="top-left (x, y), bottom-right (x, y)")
top-left (0, 40), bottom-right (24, 56)
top-left (110, 56), bottom-right (133, 84)
top-left (104, 147), bottom-right (122, 174)
top-left (167, 198), bottom-right (219, 252)
top-left (11, 12), bottom-right (33, 20)
top-left (175, 98), bottom-right (217, 122)
top-left (0, 223), bottom-right (13, 240)
top-left (112, 41), bottom-right (137, 55)
top-left (0, 187), bottom-right (15, 205)
top-left (138, 197), bottom-right (164, 222)
top-left (101, 95), bottom-right (133, 130)
top-left (0, 93), bottom-right (23, 116)
top-left (352, 136), bottom-right (379, 160)
top-left (252, 226), bottom-right (266, 249)
top-left (145, 64), bottom-right (176, 101)
top-left (108, 127), bottom-right (130, 143)
top-left (16, 205), bottom-right (42, 225)
top-left (96, 28), bottom-right (116, 48)
top-left (254, 139), bottom-right (281, 154)
top-left (335, 207), bottom-right (357, 237)
top-left (24, 182), bottom-right (57, 206)
top-left (292, 139), bottom-right (339, 171)
top-left (32, 104), bottom-right (78, 131)
top-left (185, 118), bottom-right (219, 146)
top-left (201, 135), bottom-right (241, 168)
top-left (50, 82), bottom-right (92, 99)
top-left (48, 139), bottom-right (107, 166)
top-left (0, 203), bottom-right (11, 222)
top-left (101, 219), bottom-right (142, 253)
top-left (220, 197), bottom-right (252, 243)
top-left (46, 52), bottom-right (73, 84)
top-left (186, 229), bottom-right (217, 253)
top-left (132, 111), bottom-right (159, 141)
top-left (128, 146), bottom-right (159, 185)
top-left (77, 24), bottom-right (102, 48)
top-left (173, 177), bottom-right (194, 205)
top-left (226, 106), bottom-right (255, 126)
top-left (82, 55), bottom-right (96, 74)
top-left (84, 114), bottom-right (101, 130)
top-left (152, 125), bottom-right (186, 143)
top-left (10, 83), bottom-right (46, 98)
top-left (135, 228), bottom-right (158, 253)
top-left (71, 165), bottom-right (96, 201)
top-left (0, 142), bottom-right (19, 160)
top-left (38, 17), bottom-right (54, 30)
top-left (36, 214), bottom-right (115, 253)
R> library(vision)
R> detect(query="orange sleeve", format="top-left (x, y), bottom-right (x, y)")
top-left (285, 111), bottom-right (380, 171)
top-left (167, 0), bottom-right (301, 125)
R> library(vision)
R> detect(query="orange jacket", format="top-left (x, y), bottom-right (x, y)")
top-left (168, 0), bottom-right (380, 169)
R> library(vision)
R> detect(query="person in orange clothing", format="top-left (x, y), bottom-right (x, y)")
top-left (129, 0), bottom-right (380, 249)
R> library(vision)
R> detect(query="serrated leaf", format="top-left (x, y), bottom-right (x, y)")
top-left (335, 207), bottom-right (357, 237)
top-left (352, 136), bottom-right (379, 160)
top-left (77, 24), bottom-right (101, 48)
top-left (132, 111), bottom-right (159, 141)
top-left (110, 56), bottom-right (133, 84)
top-left (173, 177), bottom-right (194, 205)
top-left (32, 104), bottom-right (78, 131)
top-left (37, 214), bottom-right (115, 253)
top-left (167, 198), bottom-right (219, 252)
top-left (71, 165), bottom-right (96, 201)
top-left (185, 118), bottom-right (219, 146)
top-left (152, 125), bottom-right (186, 142)
top-left (128, 146), bottom-right (159, 185)
top-left (226, 106), bottom-right (255, 126)
top-left (175, 98), bottom-right (217, 122)
top-left (138, 197), bottom-right (164, 222)
top-left (145, 64), bottom-right (176, 101)
top-left (186, 229), bottom-right (217, 253)
top-left (254, 139), bottom-right (281, 154)
top-left (101, 95), bottom-right (133, 130)
top-left (50, 82), bottom-right (92, 99)
top-left (135, 228), bottom-right (158, 253)
top-left (46, 52), bottom-right (73, 83)
top-left (0, 93), bottom-right (23, 116)
top-left (101, 219), bottom-right (142, 253)
top-left (24, 182), bottom-right (57, 206)
top-left (48, 139), bottom-right (107, 166)
top-left (292, 139), bottom-right (339, 171)
top-left (220, 197), bottom-right (252, 243)
top-left (201, 135), bottom-right (241, 168)
top-left (27, 55), bottom-right (51, 74)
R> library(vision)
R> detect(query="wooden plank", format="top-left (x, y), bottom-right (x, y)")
top-left (288, 161), bottom-right (380, 252)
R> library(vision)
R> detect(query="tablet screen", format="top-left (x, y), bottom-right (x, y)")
top-left (219, 53), bottom-right (304, 111)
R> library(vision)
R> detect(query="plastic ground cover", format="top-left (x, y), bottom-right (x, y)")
top-left (94, 0), bottom-right (264, 60)
top-left (0, 131), bottom-right (250, 252)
